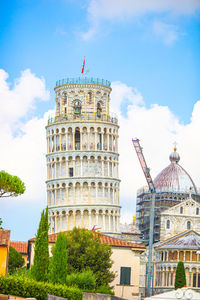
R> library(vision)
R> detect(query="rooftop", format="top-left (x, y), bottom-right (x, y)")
top-left (29, 231), bottom-right (145, 249)
top-left (0, 229), bottom-right (10, 246)
top-left (156, 230), bottom-right (200, 250)
top-left (55, 77), bottom-right (111, 87)
top-left (10, 241), bottom-right (28, 254)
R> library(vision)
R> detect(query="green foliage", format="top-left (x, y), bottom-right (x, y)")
top-left (12, 267), bottom-right (33, 279)
top-left (175, 261), bottom-right (186, 289)
top-left (94, 285), bottom-right (114, 295)
top-left (49, 233), bottom-right (68, 284)
top-left (65, 228), bottom-right (115, 287)
top-left (0, 170), bottom-right (25, 198)
top-left (8, 246), bottom-right (25, 274)
top-left (66, 270), bottom-right (96, 290)
top-left (31, 207), bottom-right (49, 282)
top-left (0, 275), bottom-right (82, 300)
top-left (0, 218), bottom-right (3, 229)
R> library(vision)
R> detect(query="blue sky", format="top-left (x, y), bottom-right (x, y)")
top-left (0, 0), bottom-right (200, 241)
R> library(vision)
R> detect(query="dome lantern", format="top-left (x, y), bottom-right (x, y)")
top-left (169, 146), bottom-right (180, 164)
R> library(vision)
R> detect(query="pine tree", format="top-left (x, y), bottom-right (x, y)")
top-left (175, 261), bottom-right (186, 289)
top-left (49, 233), bottom-right (68, 284)
top-left (32, 207), bottom-right (49, 282)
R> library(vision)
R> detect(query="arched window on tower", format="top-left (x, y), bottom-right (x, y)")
top-left (187, 221), bottom-right (191, 230)
top-left (88, 91), bottom-right (92, 103)
top-left (75, 128), bottom-right (80, 150)
top-left (73, 100), bottom-right (81, 115)
top-left (166, 220), bottom-right (170, 229)
top-left (97, 102), bottom-right (102, 118)
top-left (196, 207), bottom-right (199, 215)
top-left (180, 207), bottom-right (183, 214)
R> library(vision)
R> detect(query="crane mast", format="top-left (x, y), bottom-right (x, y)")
top-left (132, 138), bottom-right (155, 297)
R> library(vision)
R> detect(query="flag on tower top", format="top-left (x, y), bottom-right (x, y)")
top-left (81, 57), bottom-right (85, 74)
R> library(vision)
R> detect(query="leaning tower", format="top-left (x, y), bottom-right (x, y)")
top-left (46, 77), bottom-right (121, 236)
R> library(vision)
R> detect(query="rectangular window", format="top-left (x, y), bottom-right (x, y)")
top-left (69, 168), bottom-right (73, 177)
top-left (193, 273), bottom-right (197, 287)
top-left (120, 267), bottom-right (131, 285)
top-left (198, 274), bottom-right (200, 287)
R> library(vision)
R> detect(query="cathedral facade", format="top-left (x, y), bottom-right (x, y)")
top-left (45, 77), bottom-right (121, 235)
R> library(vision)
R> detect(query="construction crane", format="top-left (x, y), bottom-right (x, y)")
top-left (132, 138), bottom-right (156, 297)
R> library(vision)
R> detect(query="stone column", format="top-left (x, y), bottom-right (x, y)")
top-left (55, 215), bottom-right (57, 232)
top-left (107, 134), bottom-right (109, 152)
top-left (66, 186), bottom-right (69, 204)
top-left (80, 157), bottom-right (83, 177)
top-left (96, 212), bottom-right (99, 226)
top-left (72, 128), bottom-right (75, 150)
top-left (60, 133), bottom-right (62, 151)
top-left (89, 211), bottom-right (91, 229)
top-left (102, 159), bottom-right (104, 176)
top-left (54, 162), bottom-right (57, 179)
top-left (103, 212), bottom-right (106, 231)
top-left (95, 130), bottom-right (97, 151)
top-left (60, 213), bottom-right (63, 232)
top-left (88, 184), bottom-right (91, 204)
top-left (73, 158), bottom-right (76, 176)
top-left (66, 213), bottom-right (69, 230)
top-left (113, 214), bottom-right (116, 232)
top-left (81, 211), bottom-right (84, 228)
top-left (73, 185), bottom-right (76, 204)
top-left (108, 214), bottom-right (111, 232)
top-left (55, 188), bottom-right (57, 205)
top-left (73, 211), bottom-right (76, 227)
top-left (80, 130), bottom-right (83, 151)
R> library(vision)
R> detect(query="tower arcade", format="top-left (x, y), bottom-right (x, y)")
top-left (46, 77), bottom-right (121, 236)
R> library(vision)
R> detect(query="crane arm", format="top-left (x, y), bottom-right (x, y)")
top-left (132, 138), bottom-right (155, 192)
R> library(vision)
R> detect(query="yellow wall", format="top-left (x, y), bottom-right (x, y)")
top-left (0, 246), bottom-right (8, 276)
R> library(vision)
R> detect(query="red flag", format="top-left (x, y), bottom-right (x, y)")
top-left (81, 57), bottom-right (85, 74)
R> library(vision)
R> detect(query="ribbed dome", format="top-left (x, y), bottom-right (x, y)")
top-left (154, 148), bottom-right (197, 194)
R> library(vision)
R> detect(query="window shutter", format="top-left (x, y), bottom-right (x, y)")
top-left (120, 267), bottom-right (131, 285)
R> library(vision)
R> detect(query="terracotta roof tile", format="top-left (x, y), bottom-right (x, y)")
top-left (29, 231), bottom-right (145, 249)
top-left (0, 229), bottom-right (10, 246)
top-left (10, 241), bottom-right (28, 254)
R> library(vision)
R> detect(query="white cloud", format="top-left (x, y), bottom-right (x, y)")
top-left (0, 69), bottom-right (50, 205)
top-left (153, 21), bottom-right (178, 45)
top-left (83, 0), bottom-right (200, 40)
top-left (110, 81), bottom-right (200, 223)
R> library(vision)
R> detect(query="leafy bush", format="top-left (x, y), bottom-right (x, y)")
top-left (94, 285), bottom-right (114, 295)
top-left (0, 275), bottom-right (82, 300)
top-left (12, 267), bottom-right (33, 279)
top-left (65, 228), bottom-right (115, 287)
top-left (66, 270), bottom-right (96, 290)
top-left (8, 246), bottom-right (25, 274)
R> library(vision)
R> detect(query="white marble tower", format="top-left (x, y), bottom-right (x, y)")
top-left (46, 77), bottom-right (121, 235)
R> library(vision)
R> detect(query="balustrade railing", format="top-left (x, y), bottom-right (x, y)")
top-left (55, 77), bottom-right (111, 87)
top-left (47, 113), bottom-right (118, 125)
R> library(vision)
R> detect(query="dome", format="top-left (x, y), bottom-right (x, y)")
top-left (154, 148), bottom-right (197, 194)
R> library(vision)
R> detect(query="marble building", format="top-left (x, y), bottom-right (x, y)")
top-left (46, 77), bottom-right (121, 236)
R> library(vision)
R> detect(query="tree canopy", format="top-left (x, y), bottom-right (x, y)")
top-left (175, 261), bottom-right (186, 289)
top-left (0, 171), bottom-right (25, 198)
top-left (49, 233), bottom-right (68, 284)
top-left (8, 246), bottom-right (25, 274)
top-left (65, 227), bottom-right (115, 287)
top-left (31, 207), bottom-right (49, 282)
